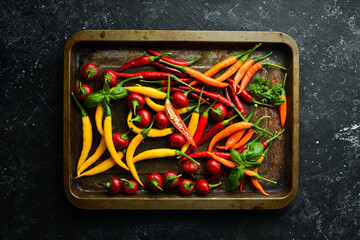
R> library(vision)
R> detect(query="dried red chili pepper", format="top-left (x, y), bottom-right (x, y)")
top-left (164, 76), bottom-right (197, 151)
top-left (151, 61), bottom-right (189, 78)
top-left (116, 53), bottom-right (170, 72)
top-left (147, 49), bottom-right (209, 66)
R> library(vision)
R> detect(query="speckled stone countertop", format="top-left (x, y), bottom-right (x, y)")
top-left (1, 0), bottom-right (359, 239)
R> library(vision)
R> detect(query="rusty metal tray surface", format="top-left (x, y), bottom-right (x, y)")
top-left (63, 30), bottom-right (299, 210)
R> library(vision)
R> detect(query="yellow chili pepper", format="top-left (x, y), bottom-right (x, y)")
top-left (132, 148), bottom-right (199, 165)
top-left (125, 85), bottom-right (166, 99)
top-left (75, 150), bottom-right (125, 179)
top-left (71, 93), bottom-right (93, 172)
top-left (77, 137), bottom-right (106, 175)
top-left (126, 118), bottom-right (155, 187)
top-left (127, 110), bottom-right (174, 137)
top-left (144, 96), bottom-right (190, 115)
top-left (95, 104), bottom-right (105, 135)
top-left (102, 101), bottom-right (129, 171)
top-left (179, 87), bottom-right (204, 155)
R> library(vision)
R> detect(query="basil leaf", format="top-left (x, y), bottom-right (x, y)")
top-left (244, 161), bottom-right (262, 170)
top-left (227, 166), bottom-right (245, 191)
top-left (230, 147), bottom-right (243, 165)
top-left (109, 85), bottom-right (127, 100)
top-left (84, 92), bottom-right (105, 108)
top-left (103, 83), bottom-right (110, 93)
top-left (241, 142), bottom-right (264, 162)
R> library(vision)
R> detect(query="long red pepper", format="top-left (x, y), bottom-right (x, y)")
top-left (161, 87), bottom-right (209, 105)
top-left (227, 78), bottom-right (275, 108)
top-left (228, 84), bottom-right (246, 116)
top-left (140, 78), bottom-right (193, 87)
top-left (178, 151), bottom-right (231, 164)
top-left (116, 71), bottom-right (171, 79)
top-left (185, 96), bottom-right (219, 155)
top-left (224, 88), bottom-right (235, 125)
top-left (150, 61), bottom-right (189, 78)
top-left (179, 86), bottom-right (247, 119)
top-left (164, 76), bottom-right (197, 151)
top-left (197, 114), bottom-right (238, 146)
top-left (147, 49), bottom-right (209, 66)
top-left (261, 129), bottom-right (285, 148)
top-left (116, 53), bottom-right (170, 72)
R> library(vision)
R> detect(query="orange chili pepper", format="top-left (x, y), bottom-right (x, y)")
top-left (279, 73), bottom-right (287, 127)
top-left (233, 129), bottom-right (256, 149)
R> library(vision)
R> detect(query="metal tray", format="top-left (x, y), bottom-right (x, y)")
top-left (63, 30), bottom-right (299, 210)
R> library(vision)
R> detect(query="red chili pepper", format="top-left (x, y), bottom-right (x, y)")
top-left (164, 77), bottom-right (197, 151)
top-left (116, 71), bottom-right (171, 79)
top-left (228, 84), bottom-right (246, 116)
top-left (262, 129), bottom-right (285, 148)
top-left (227, 78), bottom-right (276, 108)
top-left (224, 88), bottom-right (235, 125)
top-left (116, 53), bottom-right (170, 72)
top-left (207, 168), bottom-right (225, 181)
top-left (161, 87), bottom-right (209, 105)
top-left (151, 61), bottom-right (189, 78)
top-left (179, 86), bottom-right (247, 119)
top-left (140, 78), bottom-right (193, 87)
top-left (197, 114), bottom-right (238, 147)
top-left (185, 96), bottom-right (219, 155)
top-left (147, 49), bottom-right (209, 66)
top-left (178, 151), bottom-right (231, 164)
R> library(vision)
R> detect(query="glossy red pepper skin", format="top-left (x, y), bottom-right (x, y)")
top-left (101, 69), bottom-right (117, 88)
top-left (210, 103), bottom-right (227, 122)
top-left (207, 168), bottom-right (225, 181)
top-left (162, 87), bottom-right (208, 105)
top-left (151, 61), bottom-right (189, 78)
top-left (122, 180), bottom-right (138, 195)
top-left (74, 84), bottom-right (92, 101)
top-left (169, 133), bottom-right (186, 148)
top-left (146, 174), bottom-right (163, 192)
top-left (154, 112), bottom-right (169, 129)
top-left (106, 177), bottom-right (122, 195)
top-left (228, 84), bottom-right (246, 116)
top-left (237, 145), bottom-right (248, 153)
top-left (116, 53), bottom-right (169, 72)
top-left (82, 63), bottom-right (98, 81)
top-left (224, 88), bottom-right (235, 125)
top-left (116, 71), bottom-right (172, 79)
top-left (179, 86), bottom-right (232, 107)
top-left (179, 179), bottom-right (194, 195)
top-left (147, 49), bottom-right (208, 66)
top-left (162, 171), bottom-right (181, 189)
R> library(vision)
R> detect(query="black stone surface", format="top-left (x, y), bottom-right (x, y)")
top-left (1, 0), bottom-right (359, 239)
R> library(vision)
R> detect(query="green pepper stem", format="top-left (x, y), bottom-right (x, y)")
top-left (150, 179), bottom-right (163, 191)
top-left (245, 104), bottom-right (258, 122)
top-left (141, 117), bottom-right (155, 137)
top-left (239, 43), bottom-right (262, 62)
top-left (253, 100), bottom-right (276, 108)
top-left (234, 48), bottom-right (252, 59)
top-left (222, 114), bottom-right (238, 126)
top-left (120, 178), bottom-right (135, 188)
top-left (262, 141), bottom-right (273, 157)
top-left (265, 129), bottom-right (285, 144)
top-left (250, 131), bottom-right (264, 144)
top-left (166, 76), bottom-right (171, 103)
top-left (171, 75), bottom-right (194, 90)
top-left (149, 52), bottom-right (171, 62)
top-left (283, 73), bottom-right (287, 89)
top-left (187, 53), bottom-right (209, 66)
top-left (160, 60), bottom-right (188, 73)
top-left (203, 96), bottom-right (219, 117)
top-left (176, 150), bottom-right (200, 165)
top-left (167, 174), bottom-right (182, 182)
top-left (140, 80), bottom-right (163, 85)
top-left (71, 92), bottom-right (88, 117)
top-left (194, 87), bottom-right (204, 113)
top-left (209, 181), bottom-right (222, 189)
top-left (129, 113), bottom-right (142, 123)
top-left (211, 107), bottom-right (223, 118)
top-left (251, 172), bottom-right (277, 184)
top-left (101, 100), bottom-right (112, 117)
top-left (118, 76), bottom-right (143, 87)
top-left (105, 181), bottom-right (112, 189)
top-left (120, 129), bottom-right (132, 140)
top-left (78, 82), bottom-right (87, 96)
top-left (252, 116), bottom-right (272, 135)
top-left (131, 99), bottom-right (140, 115)
top-left (253, 51), bottom-right (272, 63)
top-left (262, 61), bottom-right (287, 70)
top-left (183, 88), bottom-right (195, 97)
top-left (231, 104), bottom-right (247, 122)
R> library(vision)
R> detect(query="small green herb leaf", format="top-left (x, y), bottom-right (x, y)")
top-left (248, 77), bottom-right (285, 106)
top-left (230, 147), bottom-right (243, 165)
top-left (240, 142), bottom-right (264, 162)
top-left (84, 92), bottom-right (105, 108)
top-left (109, 84), bottom-right (127, 100)
top-left (227, 166), bottom-right (245, 191)
top-left (244, 161), bottom-right (263, 170)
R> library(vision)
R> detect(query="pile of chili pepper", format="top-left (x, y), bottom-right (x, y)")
top-left (72, 44), bottom-right (288, 197)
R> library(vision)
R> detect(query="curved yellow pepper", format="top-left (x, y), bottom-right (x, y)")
top-left (125, 85), bottom-right (166, 99)
top-left (144, 97), bottom-right (189, 115)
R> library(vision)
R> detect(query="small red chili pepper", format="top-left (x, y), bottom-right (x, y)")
top-left (196, 114), bottom-right (238, 147)
top-left (195, 179), bottom-right (221, 196)
top-left (178, 86), bottom-right (247, 119)
top-left (164, 76), bottom-right (197, 151)
top-left (179, 151), bottom-right (231, 164)
top-left (224, 88), bottom-right (235, 125)
top-left (151, 61), bottom-right (189, 78)
top-left (182, 160), bottom-right (199, 175)
top-left (207, 168), bottom-right (225, 181)
top-left (101, 69), bottom-right (117, 88)
top-left (82, 63), bottom-right (98, 81)
top-left (116, 53), bottom-right (170, 72)
top-left (162, 171), bottom-right (182, 189)
top-left (146, 173), bottom-right (163, 192)
top-left (116, 71), bottom-right (172, 79)
top-left (105, 177), bottom-right (122, 195)
top-left (129, 109), bottom-right (151, 128)
top-left (210, 103), bottom-right (227, 122)
top-left (147, 49), bottom-right (209, 66)
top-left (185, 96), bottom-right (219, 155)
top-left (74, 83), bottom-right (92, 101)
top-left (140, 78), bottom-right (193, 87)
top-left (112, 129), bottom-right (131, 150)
top-left (179, 179), bottom-right (194, 195)
top-left (227, 78), bottom-right (275, 108)
top-left (161, 87), bottom-right (209, 105)
top-left (262, 129), bottom-right (285, 148)
top-left (228, 84), bottom-right (246, 116)
top-left (169, 133), bottom-right (186, 148)
top-left (206, 159), bottom-right (222, 176)
top-left (126, 93), bottom-right (145, 115)
top-left (121, 178), bottom-right (138, 195)
top-left (154, 112), bottom-right (169, 129)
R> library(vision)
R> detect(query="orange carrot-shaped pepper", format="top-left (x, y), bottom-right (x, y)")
top-left (279, 73), bottom-right (287, 127)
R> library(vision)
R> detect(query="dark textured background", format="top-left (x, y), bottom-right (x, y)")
top-left (1, 0), bottom-right (359, 239)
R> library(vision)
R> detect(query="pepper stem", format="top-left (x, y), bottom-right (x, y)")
top-left (283, 73), bottom-right (287, 89)
top-left (101, 100), bottom-right (112, 117)
top-left (265, 129), bottom-right (285, 145)
top-left (131, 99), bottom-right (140, 115)
top-left (149, 52), bottom-right (171, 62)
top-left (194, 87), bottom-right (204, 113)
top-left (166, 76), bottom-right (171, 103)
top-left (253, 100), bottom-right (276, 108)
top-left (252, 116), bottom-right (272, 135)
top-left (262, 141), bottom-right (273, 156)
top-left (78, 82), bottom-right (86, 96)
top-left (231, 104), bottom-right (247, 121)
top-left (118, 76), bottom-right (143, 87)
top-left (167, 174), bottom-right (182, 183)
top-left (71, 92), bottom-right (88, 117)
top-left (262, 61), bottom-right (287, 70)
top-left (129, 113), bottom-right (142, 123)
top-left (120, 128), bottom-right (132, 140)
top-left (105, 181), bottom-right (112, 190)
top-left (150, 179), bottom-right (163, 191)
top-left (187, 53), bottom-right (210, 66)
top-left (184, 181), bottom-right (194, 191)
top-left (176, 150), bottom-right (200, 165)
top-left (140, 80), bottom-right (163, 85)
top-left (238, 43), bottom-right (262, 62)
top-left (209, 181), bottom-right (222, 189)
top-left (140, 117), bottom-right (155, 137)
top-left (251, 172), bottom-right (277, 184)
top-left (223, 114), bottom-right (238, 126)
top-left (253, 51), bottom-right (273, 63)
top-left (250, 131), bottom-right (264, 144)
top-left (160, 60), bottom-right (187, 73)
top-left (203, 96), bottom-right (219, 116)
top-left (120, 178), bottom-right (135, 188)
top-left (211, 107), bottom-right (223, 118)
top-left (246, 104), bottom-right (258, 122)
top-left (183, 88), bottom-right (195, 97)
top-left (171, 75), bottom-right (194, 90)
